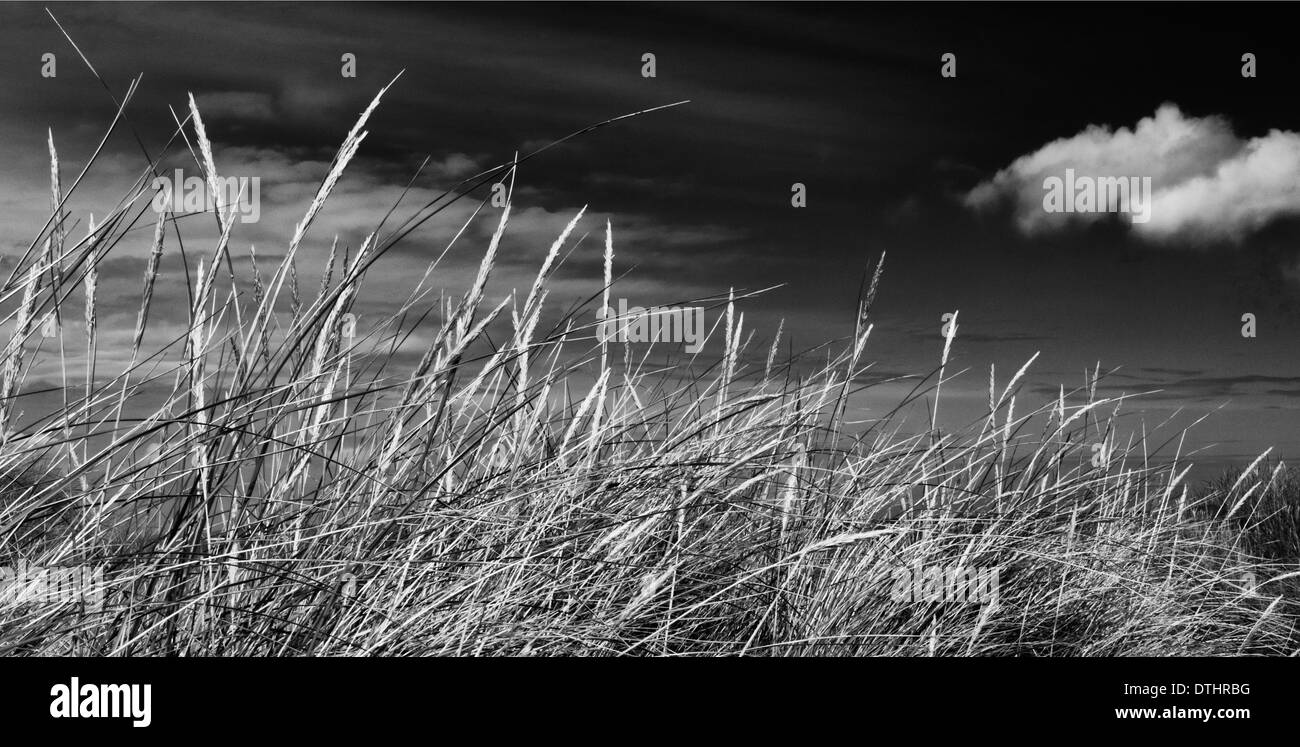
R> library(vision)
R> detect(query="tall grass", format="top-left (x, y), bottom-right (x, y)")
top-left (1, 84), bottom-right (1297, 656)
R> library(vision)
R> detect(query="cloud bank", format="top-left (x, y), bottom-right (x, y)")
top-left (965, 103), bottom-right (1300, 243)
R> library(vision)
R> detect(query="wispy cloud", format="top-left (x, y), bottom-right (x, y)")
top-left (193, 91), bottom-right (277, 121)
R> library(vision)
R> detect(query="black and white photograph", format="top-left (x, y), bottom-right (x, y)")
top-left (0, 0), bottom-right (1295, 732)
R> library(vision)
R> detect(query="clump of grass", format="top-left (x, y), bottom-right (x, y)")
top-left (0, 84), bottom-right (1296, 657)
top-left (1195, 461), bottom-right (1300, 624)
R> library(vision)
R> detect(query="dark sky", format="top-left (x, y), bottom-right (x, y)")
top-left (1, 2), bottom-right (1298, 477)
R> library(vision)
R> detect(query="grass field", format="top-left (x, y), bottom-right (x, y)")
top-left (2, 85), bottom-right (1298, 657)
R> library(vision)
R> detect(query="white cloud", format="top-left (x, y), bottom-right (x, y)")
top-left (964, 103), bottom-right (1300, 243)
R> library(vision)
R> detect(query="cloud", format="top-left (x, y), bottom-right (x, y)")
top-left (193, 92), bottom-right (276, 121)
top-left (904, 328), bottom-right (1053, 345)
top-left (1030, 373), bottom-right (1300, 404)
top-left (436, 153), bottom-right (479, 179)
top-left (964, 103), bottom-right (1300, 243)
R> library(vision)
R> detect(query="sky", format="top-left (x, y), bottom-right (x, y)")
top-left (1, 2), bottom-right (1298, 480)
